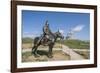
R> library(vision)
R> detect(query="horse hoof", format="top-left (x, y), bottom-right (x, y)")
top-left (48, 55), bottom-right (53, 58)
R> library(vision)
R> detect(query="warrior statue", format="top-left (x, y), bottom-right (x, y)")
top-left (32, 20), bottom-right (64, 58)
top-left (38, 20), bottom-right (54, 45)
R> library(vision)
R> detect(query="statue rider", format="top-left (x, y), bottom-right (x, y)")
top-left (43, 20), bottom-right (52, 39)
top-left (38, 20), bottom-right (54, 44)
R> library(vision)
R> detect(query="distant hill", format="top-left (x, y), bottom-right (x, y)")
top-left (22, 37), bottom-right (33, 43)
top-left (22, 37), bottom-right (90, 49)
top-left (57, 39), bottom-right (90, 49)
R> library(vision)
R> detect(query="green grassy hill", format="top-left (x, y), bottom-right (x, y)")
top-left (57, 39), bottom-right (90, 49)
top-left (22, 37), bottom-right (33, 43)
top-left (22, 37), bottom-right (90, 49)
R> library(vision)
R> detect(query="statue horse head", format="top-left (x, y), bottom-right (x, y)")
top-left (54, 30), bottom-right (64, 40)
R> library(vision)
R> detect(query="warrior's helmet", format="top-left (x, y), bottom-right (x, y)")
top-left (45, 20), bottom-right (49, 27)
top-left (43, 20), bottom-right (50, 35)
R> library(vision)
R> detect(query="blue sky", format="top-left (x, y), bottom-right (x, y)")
top-left (22, 10), bottom-right (90, 40)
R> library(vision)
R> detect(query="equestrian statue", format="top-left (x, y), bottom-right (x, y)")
top-left (32, 20), bottom-right (64, 58)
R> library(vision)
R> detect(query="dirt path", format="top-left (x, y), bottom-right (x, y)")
top-left (22, 44), bottom-right (85, 60)
top-left (61, 45), bottom-right (85, 60)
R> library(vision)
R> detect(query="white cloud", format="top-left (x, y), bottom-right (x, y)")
top-left (72, 25), bottom-right (85, 32)
top-left (59, 29), bottom-right (64, 34)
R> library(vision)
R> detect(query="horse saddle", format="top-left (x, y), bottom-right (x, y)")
top-left (40, 36), bottom-right (48, 45)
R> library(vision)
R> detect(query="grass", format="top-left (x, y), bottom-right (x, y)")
top-left (22, 43), bottom-right (62, 49)
top-left (22, 50), bottom-right (70, 62)
top-left (22, 50), bottom-right (89, 62)
top-left (22, 51), bottom-right (31, 58)
top-left (22, 37), bottom-right (33, 43)
top-left (22, 37), bottom-right (90, 49)
top-left (57, 39), bottom-right (90, 49)
top-left (22, 38), bottom-right (90, 62)
top-left (75, 51), bottom-right (90, 59)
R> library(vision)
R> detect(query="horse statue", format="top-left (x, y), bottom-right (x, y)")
top-left (31, 30), bottom-right (64, 58)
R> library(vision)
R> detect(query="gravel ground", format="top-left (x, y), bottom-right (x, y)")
top-left (22, 44), bottom-right (89, 62)
top-left (22, 50), bottom-right (70, 62)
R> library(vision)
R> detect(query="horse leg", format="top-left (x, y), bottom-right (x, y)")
top-left (31, 46), bottom-right (36, 54)
top-left (32, 45), bottom-right (40, 57)
top-left (48, 43), bottom-right (54, 58)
